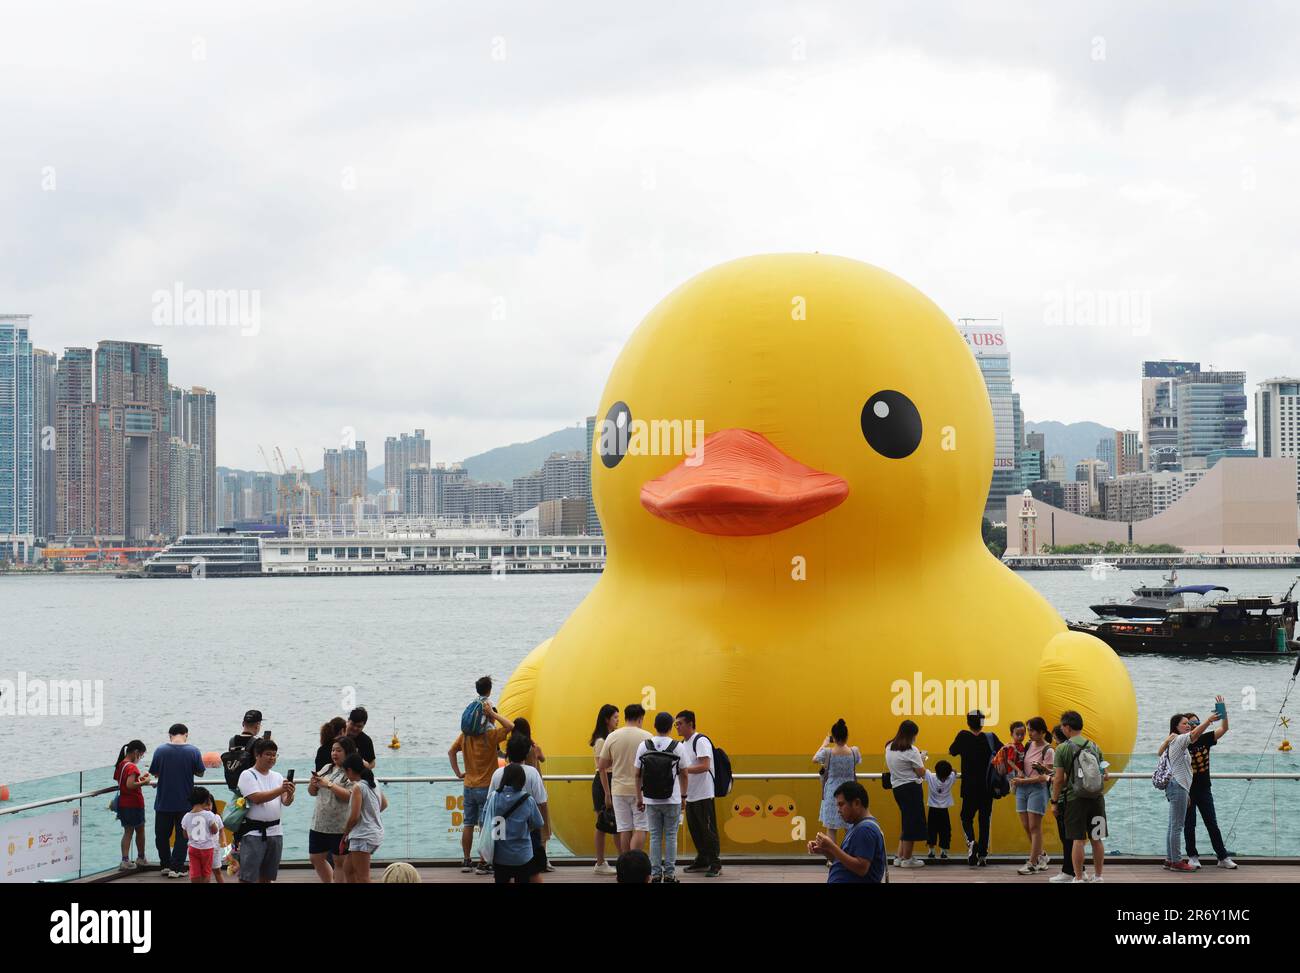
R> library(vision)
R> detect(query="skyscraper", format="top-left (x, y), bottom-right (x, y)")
top-left (323, 441), bottom-right (368, 516)
top-left (167, 437), bottom-right (203, 537)
top-left (94, 341), bottom-right (170, 541)
top-left (384, 430), bottom-right (430, 505)
top-left (542, 451), bottom-right (588, 501)
top-left (32, 348), bottom-right (57, 540)
top-left (0, 316), bottom-right (35, 561)
top-left (1256, 377), bottom-right (1300, 501)
top-left (55, 347), bottom-right (97, 539)
top-left (182, 387), bottom-right (217, 531)
top-left (585, 415), bottom-right (601, 535)
top-left (957, 319), bottom-right (1018, 519)
top-left (1141, 361), bottom-right (1199, 471)
top-left (1176, 369), bottom-right (1247, 464)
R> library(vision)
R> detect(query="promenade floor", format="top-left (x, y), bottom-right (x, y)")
top-left (92, 858), bottom-right (1296, 884)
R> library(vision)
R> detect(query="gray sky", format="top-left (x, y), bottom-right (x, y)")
top-left (3, 1), bottom-right (1298, 469)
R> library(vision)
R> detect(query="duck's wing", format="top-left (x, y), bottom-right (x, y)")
top-left (499, 638), bottom-right (551, 724)
top-left (1037, 630), bottom-right (1138, 766)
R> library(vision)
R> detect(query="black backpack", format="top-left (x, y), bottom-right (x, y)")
top-left (692, 734), bottom-right (733, 798)
top-left (221, 734), bottom-right (255, 791)
top-left (640, 740), bottom-right (682, 800)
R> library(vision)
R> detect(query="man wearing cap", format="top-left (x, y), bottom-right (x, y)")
top-left (230, 710), bottom-right (263, 758)
top-left (948, 710), bottom-right (1003, 866)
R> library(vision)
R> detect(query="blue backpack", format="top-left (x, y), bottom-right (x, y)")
top-left (461, 698), bottom-right (491, 736)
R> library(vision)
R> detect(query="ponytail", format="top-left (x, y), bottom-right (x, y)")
top-left (114, 740), bottom-right (146, 782)
top-left (342, 753), bottom-right (376, 790)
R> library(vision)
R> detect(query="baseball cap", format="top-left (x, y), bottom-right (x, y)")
top-left (243, 709), bottom-right (263, 724)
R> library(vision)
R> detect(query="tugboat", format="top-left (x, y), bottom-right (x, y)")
top-left (1069, 578), bottom-right (1300, 656)
top-left (1089, 569), bottom-right (1228, 619)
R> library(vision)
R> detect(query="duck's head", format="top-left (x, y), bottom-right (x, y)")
top-left (591, 254), bottom-right (993, 569)
top-left (729, 795), bottom-right (763, 818)
top-left (765, 794), bottom-right (797, 819)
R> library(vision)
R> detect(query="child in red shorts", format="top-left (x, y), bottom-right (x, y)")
top-left (181, 787), bottom-right (222, 883)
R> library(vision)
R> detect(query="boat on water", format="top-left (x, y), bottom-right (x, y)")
top-left (142, 527), bottom-right (275, 577)
top-left (1069, 579), bottom-right (1300, 656)
top-left (1090, 568), bottom-right (1229, 619)
top-left (1082, 556), bottom-right (1120, 576)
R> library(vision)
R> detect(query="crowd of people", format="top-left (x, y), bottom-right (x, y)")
top-left (108, 685), bottom-right (1240, 884)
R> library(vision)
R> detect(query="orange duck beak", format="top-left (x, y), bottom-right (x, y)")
top-left (639, 428), bottom-right (849, 537)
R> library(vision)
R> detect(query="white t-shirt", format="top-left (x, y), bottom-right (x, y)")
top-left (180, 810), bottom-right (222, 850)
top-left (924, 770), bottom-right (955, 808)
top-left (489, 762), bottom-right (548, 805)
top-left (635, 736), bottom-right (688, 804)
top-left (238, 768), bottom-right (285, 837)
top-left (680, 733), bottom-right (716, 802)
top-left (884, 746), bottom-right (926, 788)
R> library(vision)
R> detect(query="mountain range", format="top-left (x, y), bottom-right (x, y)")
top-left (1024, 420), bottom-right (1118, 473)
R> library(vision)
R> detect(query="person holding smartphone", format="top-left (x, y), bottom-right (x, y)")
top-left (1157, 710), bottom-right (1220, 872)
top-left (1158, 696), bottom-right (1236, 870)
top-left (237, 737), bottom-right (296, 884)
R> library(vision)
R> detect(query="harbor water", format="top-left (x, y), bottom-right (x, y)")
top-left (3, 567), bottom-right (1299, 870)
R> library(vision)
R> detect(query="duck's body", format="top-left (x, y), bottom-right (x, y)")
top-left (501, 254), bottom-right (1137, 853)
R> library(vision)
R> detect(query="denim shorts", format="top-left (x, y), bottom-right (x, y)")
top-left (347, 839), bottom-right (380, 854)
top-left (117, 806), bottom-right (145, 829)
top-left (1015, 781), bottom-right (1048, 815)
top-left (463, 786), bottom-right (490, 828)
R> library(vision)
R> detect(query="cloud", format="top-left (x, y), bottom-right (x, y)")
top-left (2, 1), bottom-right (1297, 466)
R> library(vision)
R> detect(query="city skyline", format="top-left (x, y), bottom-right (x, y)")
top-left (5, 3), bottom-right (1300, 470)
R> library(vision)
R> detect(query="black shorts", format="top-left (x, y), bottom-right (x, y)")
top-left (308, 829), bottom-right (347, 855)
top-left (527, 829), bottom-right (548, 874)
top-left (494, 861), bottom-right (533, 883)
top-left (591, 773), bottom-right (609, 812)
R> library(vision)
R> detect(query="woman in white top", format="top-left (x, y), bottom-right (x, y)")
top-left (884, 719), bottom-right (928, 867)
top-left (1158, 711), bottom-right (1220, 872)
top-left (588, 704), bottom-right (620, 876)
top-left (306, 736), bottom-right (356, 883)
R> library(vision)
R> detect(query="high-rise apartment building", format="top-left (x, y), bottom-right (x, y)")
top-left (1074, 459), bottom-right (1109, 514)
top-left (1256, 377), bottom-right (1300, 501)
top-left (32, 348), bottom-right (57, 540)
top-left (181, 387), bottom-right (217, 532)
top-left (585, 415), bottom-right (601, 535)
top-left (166, 437), bottom-right (203, 537)
top-left (384, 430), bottom-right (431, 504)
top-left (55, 347), bottom-right (96, 539)
top-left (0, 316), bottom-right (35, 561)
top-left (404, 464), bottom-right (436, 517)
top-left (542, 451), bottom-right (589, 501)
top-left (1046, 455), bottom-right (1067, 484)
top-left (512, 470), bottom-right (544, 516)
top-left (94, 341), bottom-right (170, 542)
top-left (323, 441), bottom-right (368, 516)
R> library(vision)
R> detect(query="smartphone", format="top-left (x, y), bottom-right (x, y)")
top-left (286, 769), bottom-right (295, 782)
top-left (263, 730), bottom-right (272, 739)
top-left (1215, 701), bottom-right (1228, 720)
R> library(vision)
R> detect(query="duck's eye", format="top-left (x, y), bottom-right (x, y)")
top-left (860, 390), bottom-right (922, 459)
top-left (598, 400), bottom-right (632, 469)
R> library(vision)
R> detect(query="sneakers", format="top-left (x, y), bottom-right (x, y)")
top-left (135, 857), bottom-right (148, 869)
top-left (977, 856), bottom-right (987, 867)
top-left (940, 850), bottom-right (949, 859)
top-left (705, 865), bottom-right (722, 877)
top-left (119, 859), bottom-right (133, 871)
top-left (1187, 856), bottom-right (1201, 870)
top-left (927, 849), bottom-right (936, 859)
top-left (1217, 857), bottom-right (1238, 869)
top-left (966, 840), bottom-right (978, 866)
top-left (682, 862), bottom-right (707, 873)
top-left (473, 861), bottom-right (492, 876)
top-left (1167, 861), bottom-right (1195, 873)
top-left (460, 859), bottom-right (474, 873)
top-left (896, 857), bottom-right (925, 868)
top-left (593, 862), bottom-right (617, 876)
top-left (1088, 874), bottom-right (1105, 883)
top-left (1037, 854), bottom-right (1050, 869)
top-left (662, 875), bottom-right (680, 884)
top-left (651, 875), bottom-right (663, 883)
top-left (1049, 872), bottom-right (1076, 883)
top-left (1017, 861), bottom-right (1037, 875)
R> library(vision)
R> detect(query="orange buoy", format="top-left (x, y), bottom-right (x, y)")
top-left (203, 751), bottom-right (221, 768)
top-left (0, 785), bottom-right (10, 802)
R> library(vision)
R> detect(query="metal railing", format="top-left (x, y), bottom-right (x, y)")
top-left (5, 759), bottom-right (1300, 881)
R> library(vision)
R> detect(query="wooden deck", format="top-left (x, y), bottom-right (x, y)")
top-left (93, 858), bottom-right (1298, 884)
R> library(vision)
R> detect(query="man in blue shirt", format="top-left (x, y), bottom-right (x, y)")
top-left (808, 781), bottom-right (886, 883)
top-left (147, 723), bottom-right (207, 877)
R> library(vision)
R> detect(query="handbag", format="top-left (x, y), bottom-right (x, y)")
top-left (222, 791), bottom-right (250, 832)
top-left (596, 804), bottom-right (618, 835)
top-left (881, 770), bottom-right (892, 791)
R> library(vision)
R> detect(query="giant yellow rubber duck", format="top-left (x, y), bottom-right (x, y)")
top-left (501, 254), bottom-right (1138, 853)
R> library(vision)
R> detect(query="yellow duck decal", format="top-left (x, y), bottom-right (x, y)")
top-left (500, 254), bottom-right (1138, 854)
top-left (723, 794), bottom-right (766, 844)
